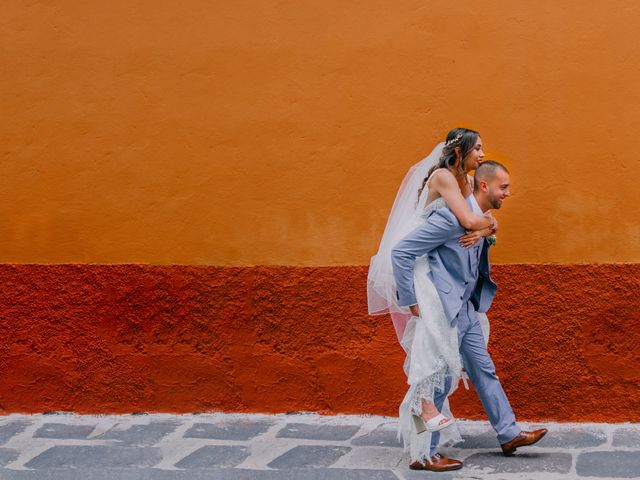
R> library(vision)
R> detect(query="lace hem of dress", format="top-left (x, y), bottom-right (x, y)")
top-left (408, 365), bottom-right (453, 416)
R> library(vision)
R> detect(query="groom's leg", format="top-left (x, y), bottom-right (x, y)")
top-left (429, 303), bottom-right (472, 456)
top-left (459, 306), bottom-right (520, 444)
top-left (429, 376), bottom-right (453, 456)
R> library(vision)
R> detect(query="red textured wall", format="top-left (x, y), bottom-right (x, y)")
top-left (1, 264), bottom-right (639, 422)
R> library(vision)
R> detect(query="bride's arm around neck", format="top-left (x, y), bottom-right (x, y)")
top-left (428, 169), bottom-right (491, 231)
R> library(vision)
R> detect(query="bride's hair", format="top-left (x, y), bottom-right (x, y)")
top-left (417, 127), bottom-right (480, 200)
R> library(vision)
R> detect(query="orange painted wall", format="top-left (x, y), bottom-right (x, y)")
top-left (2, 264), bottom-right (639, 422)
top-left (2, 1), bottom-right (640, 265)
top-left (2, 1), bottom-right (640, 422)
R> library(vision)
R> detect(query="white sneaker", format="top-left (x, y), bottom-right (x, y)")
top-left (425, 413), bottom-right (454, 432)
top-left (412, 413), bottom-right (454, 433)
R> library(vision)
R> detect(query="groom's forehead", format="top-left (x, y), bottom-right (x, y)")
top-left (495, 169), bottom-right (510, 185)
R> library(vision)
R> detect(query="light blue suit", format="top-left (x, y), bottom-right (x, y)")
top-left (391, 195), bottom-right (521, 455)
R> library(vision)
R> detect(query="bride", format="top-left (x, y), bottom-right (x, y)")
top-left (367, 128), bottom-right (497, 463)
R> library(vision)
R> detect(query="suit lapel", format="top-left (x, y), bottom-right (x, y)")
top-left (469, 243), bottom-right (480, 273)
top-left (467, 241), bottom-right (475, 272)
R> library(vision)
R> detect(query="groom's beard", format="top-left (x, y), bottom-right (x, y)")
top-left (488, 192), bottom-right (503, 209)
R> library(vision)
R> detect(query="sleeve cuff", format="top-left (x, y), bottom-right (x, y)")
top-left (396, 291), bottom-right (417, 308)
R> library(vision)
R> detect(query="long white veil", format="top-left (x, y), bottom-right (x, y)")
top-left (367, 143), bottom-right (444, 341)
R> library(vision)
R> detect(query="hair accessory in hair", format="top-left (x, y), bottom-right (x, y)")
top-left (445, 133), bottom-right (463, 147)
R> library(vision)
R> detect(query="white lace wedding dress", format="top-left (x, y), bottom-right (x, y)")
top-left (397, 196), bottom-right (491, 463)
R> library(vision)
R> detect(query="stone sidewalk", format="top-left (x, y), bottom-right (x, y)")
top-left (0, 413), bottom-right (638, 479)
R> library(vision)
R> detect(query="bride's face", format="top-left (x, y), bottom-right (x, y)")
top-left (463, 137), bottom-right (485, 172)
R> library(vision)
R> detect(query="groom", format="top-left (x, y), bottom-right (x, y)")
top-left (391, 161), bottom-right (546, 472)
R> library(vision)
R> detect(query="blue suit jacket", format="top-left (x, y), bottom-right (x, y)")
top-left (391, 197), bottom-right (497, 325)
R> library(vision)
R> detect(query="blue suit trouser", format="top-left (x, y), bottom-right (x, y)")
top-left (430, 301), bottom-right (521, 455)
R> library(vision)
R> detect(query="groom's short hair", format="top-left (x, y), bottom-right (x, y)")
top-left (474, 161), bottom-right (509, 192)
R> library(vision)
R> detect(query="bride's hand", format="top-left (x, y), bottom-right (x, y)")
top-left (409, 304), bottom-right (421, 317)
top-left (485, 212), bottom-right (498, 233)
top-left (459, 230), bottom-right (483, 248)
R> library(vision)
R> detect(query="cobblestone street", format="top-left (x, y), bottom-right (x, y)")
top-left (0, 413), bottom-right (638, 479)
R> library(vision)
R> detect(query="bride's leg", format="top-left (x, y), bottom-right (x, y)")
top-left (418, 385), bottom-right (454, 434)
top-left (421, 399), bottom-right (442, 421)
top-left (429, 376), bottom-right (453, 456)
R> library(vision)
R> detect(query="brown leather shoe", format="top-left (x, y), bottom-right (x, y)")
top-left (501, 428), bottom-right (548, 456)
top-left (410, 453), bottom-right (463, 472)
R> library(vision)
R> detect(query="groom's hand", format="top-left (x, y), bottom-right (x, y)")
top-left (409, 304), bottom-right (421, 317)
